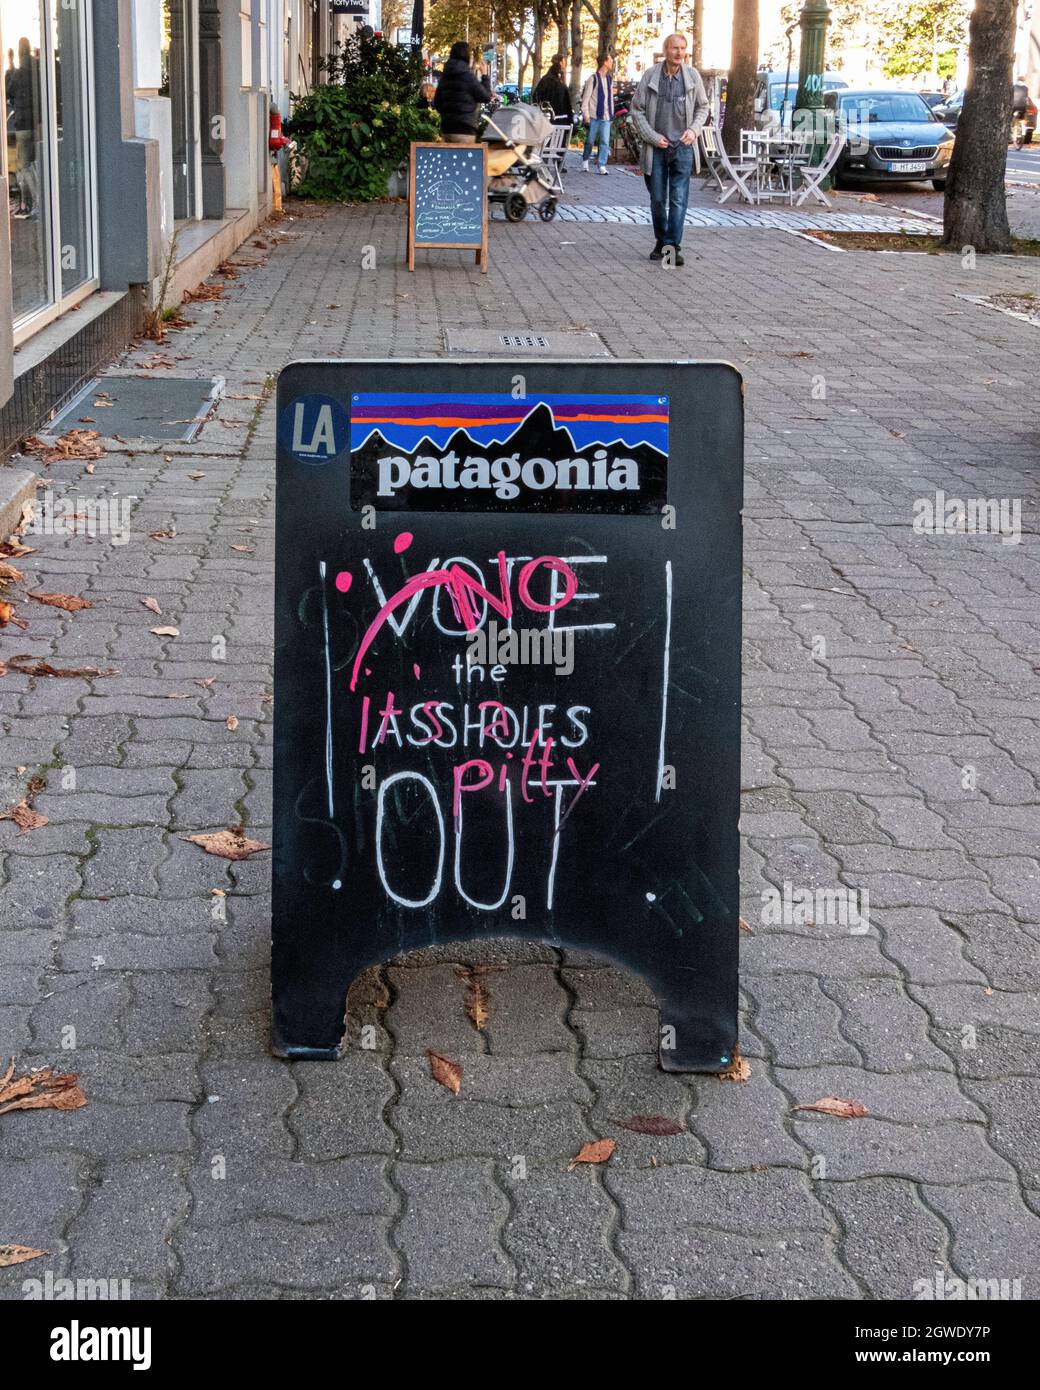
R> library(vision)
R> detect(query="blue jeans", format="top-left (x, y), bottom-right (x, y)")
top-left (644, 143), bottom-right (694, 247)
top-left (583, 117), bottom-right (611, 168)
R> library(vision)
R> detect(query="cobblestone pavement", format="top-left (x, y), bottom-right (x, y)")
top-left (1, 174), bottom-right (1039, 1301)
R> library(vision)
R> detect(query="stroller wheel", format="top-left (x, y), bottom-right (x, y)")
top-left (504, 193), bottom-right (528, 223)
top-left (538, 199), bottom-right (558, 223)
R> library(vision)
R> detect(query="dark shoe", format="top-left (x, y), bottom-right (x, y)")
top-left (673, 248), bottom-right (685, 266)
top-left (649, 242), bottom-right (664, 260)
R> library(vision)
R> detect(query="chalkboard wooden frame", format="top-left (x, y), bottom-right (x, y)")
top-left (273, 359), bottom-right (743, 1072)
top-left (407, 141), bottom-right (489, 274)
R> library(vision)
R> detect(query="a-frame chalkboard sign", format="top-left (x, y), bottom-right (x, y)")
top-left (273, 360), bottom-right (742, 1071)
top-left (407, 142), bottom-right (489, 273)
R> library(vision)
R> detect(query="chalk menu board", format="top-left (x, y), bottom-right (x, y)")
top-left (407, 142), bottom-right (488, 273)
top-left (273, 359), bottom-right (743, 1072)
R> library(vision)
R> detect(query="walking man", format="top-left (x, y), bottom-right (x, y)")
top-left (629, 33), bottom-right (708, 264)
top-left (580, 52), bottom-right (614, 174)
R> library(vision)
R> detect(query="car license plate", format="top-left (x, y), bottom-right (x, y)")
top-left (888, 160), bottom-right (928, 173)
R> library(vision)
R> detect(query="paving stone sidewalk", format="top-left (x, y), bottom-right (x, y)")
top-left (1, 178), bottom-right (1039, 1300)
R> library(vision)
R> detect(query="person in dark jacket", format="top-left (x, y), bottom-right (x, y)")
top-left (433, 42), bottom-right (493, 143)
top-left (531, 55), bottom-right (572, 120)
top-left (10, 37), bottom-right (41, 218)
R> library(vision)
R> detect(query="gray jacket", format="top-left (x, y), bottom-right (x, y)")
top-left (629, 62), bottom-right (709, 175)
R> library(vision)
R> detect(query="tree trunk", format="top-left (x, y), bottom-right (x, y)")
top-left (693, 0), bottom-right (704, 69)
top-left (532, 2), bottom-right (544, 87)
top-left (547, 0), bottom-right (569, 68)
top-left (943, 0), bottom-right (1014, 252)
top-left (600, 0), bottom-right (617, 56)
top-left (569, 0), bottom-right (583, 102)
top-left (722, 0), bottom-right (759, 157)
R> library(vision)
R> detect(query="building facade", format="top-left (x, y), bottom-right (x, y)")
top-left (0, 0), bottom-right (335, 454)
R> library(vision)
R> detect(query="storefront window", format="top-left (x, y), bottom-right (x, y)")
top-left (53, 0), bottom-right (91, 296)
top-left (3, 0), bottom-right (95, 333)
top-left (4, 0), bottom-right (51, 320)
top-left (161, 0), bottom-right (199, 221)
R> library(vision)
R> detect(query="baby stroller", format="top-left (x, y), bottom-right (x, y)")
top-left (481, 103), bottom-right (559, 222)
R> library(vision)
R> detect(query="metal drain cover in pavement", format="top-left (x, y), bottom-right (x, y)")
top-left (45, 375), bottom-right (224, 442)
top-left (443, 327), bottom-right (609, 356)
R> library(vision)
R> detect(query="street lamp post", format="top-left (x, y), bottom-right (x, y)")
top-left (794, 0), bottom-right (831, 172)
top-left (794, 0), bottom-right (830, 113)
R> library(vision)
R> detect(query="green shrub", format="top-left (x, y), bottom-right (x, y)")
top-left (287, 31), bottom-right (439, 201)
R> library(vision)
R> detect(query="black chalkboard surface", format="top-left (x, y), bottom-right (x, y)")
top-left (407, 143), bottom-right (488, 272)
top-left (273, 360), bottom-right (743, 1072)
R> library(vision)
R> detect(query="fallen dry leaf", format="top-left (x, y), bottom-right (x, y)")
top-left (0, 561), bottom-right (25, 582)
top-left (187, 470), bottom-right (205, 481)
top-left (0, 600), bottom-right (28, 629)
top-left (719, 1050), bottom-right (752, 1083)
top-left (793, 1096), bottom-right (868, 1119)
top-left (226, 715), bottom-right (239, 731)
top-left (0, 1243), bottom-right (48, 1267)
top-left (166, 693), bottom-right (191, 700)
top-left (194, 676), bottom-right (215, 689)
top-left (0, 1059), bottom-right (87, 1115)
top-left (619, 1115), bottom-right (684, 1136)
top-left (739, 915), bottom-right (754, 934)
top-left (428, 1051), bottom-right (462, 1096)
top-left (183, 281), bottom-right (226, 302)
top-left (150, 626), bottom-right (180, 638)
top-left (22, 429), bottom-right (104, 465)
top-left (0, 541), bottom-right (33, 558)
top-left (148, 529), bottom-right (176, 542)
top-left (1, 655), bottom-right (116, 679)
top-left (28, 592), bottom-right (93, 612)
top-left (141, 596), bottom-right (162, 616)
top-left (455, 964), bottom-right (499, 1032)
top-left (230, 544), bottom-right (254, 553)
top-left (568, 1138), bottom-right (616, 1171)
top-left (84, 462), bottom-right (95, 474)
top-left (0, 800), bottom-right (49, 833)
top-left (184, 828), bottom-right (270, 861)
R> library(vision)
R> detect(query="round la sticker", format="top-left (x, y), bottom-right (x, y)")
top-left (279, 394), bottom-right (351, 466)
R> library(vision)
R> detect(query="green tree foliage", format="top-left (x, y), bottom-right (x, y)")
top-left (773, 0), bottom-right (970, 83)
top-left (880, 0), bottom-right (969, 82)
top-left (287, 31), bottom-right (439, 201)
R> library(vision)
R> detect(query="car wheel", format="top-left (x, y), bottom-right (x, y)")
top-left (504, 193), bottom-right (528, 222)
top-left (931, 179), bottom-right (946, 191)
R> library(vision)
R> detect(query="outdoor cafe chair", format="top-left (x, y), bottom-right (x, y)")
top-left (713, 136), bottom-right (759, 205)
top-left (792, 130), bottom-right (847, 207)
top-left (699, 125), bottom-right (728, 192)
top-left (541, 120), bottom-right (570, 195)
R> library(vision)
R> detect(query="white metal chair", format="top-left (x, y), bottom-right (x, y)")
top-left (699, 125), bottom-right (727, 191)
top-left (793, 130), bottom-right (846, 207)
top-left (541, 121), bottom-right (570, 195)
top-left (713, 137), bottom-right (759, 204)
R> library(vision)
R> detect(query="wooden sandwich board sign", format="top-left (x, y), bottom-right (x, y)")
top-left (407, 142), bottom-right (488, 273)
top-left (273, 359), bottom-right (742, 1072)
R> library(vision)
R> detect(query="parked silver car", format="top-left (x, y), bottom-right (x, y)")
top-left (825, 88), bottom-right (955, 190)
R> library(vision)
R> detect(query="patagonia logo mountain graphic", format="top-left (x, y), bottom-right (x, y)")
top-left (349, 392), bottom-right (670, 513)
